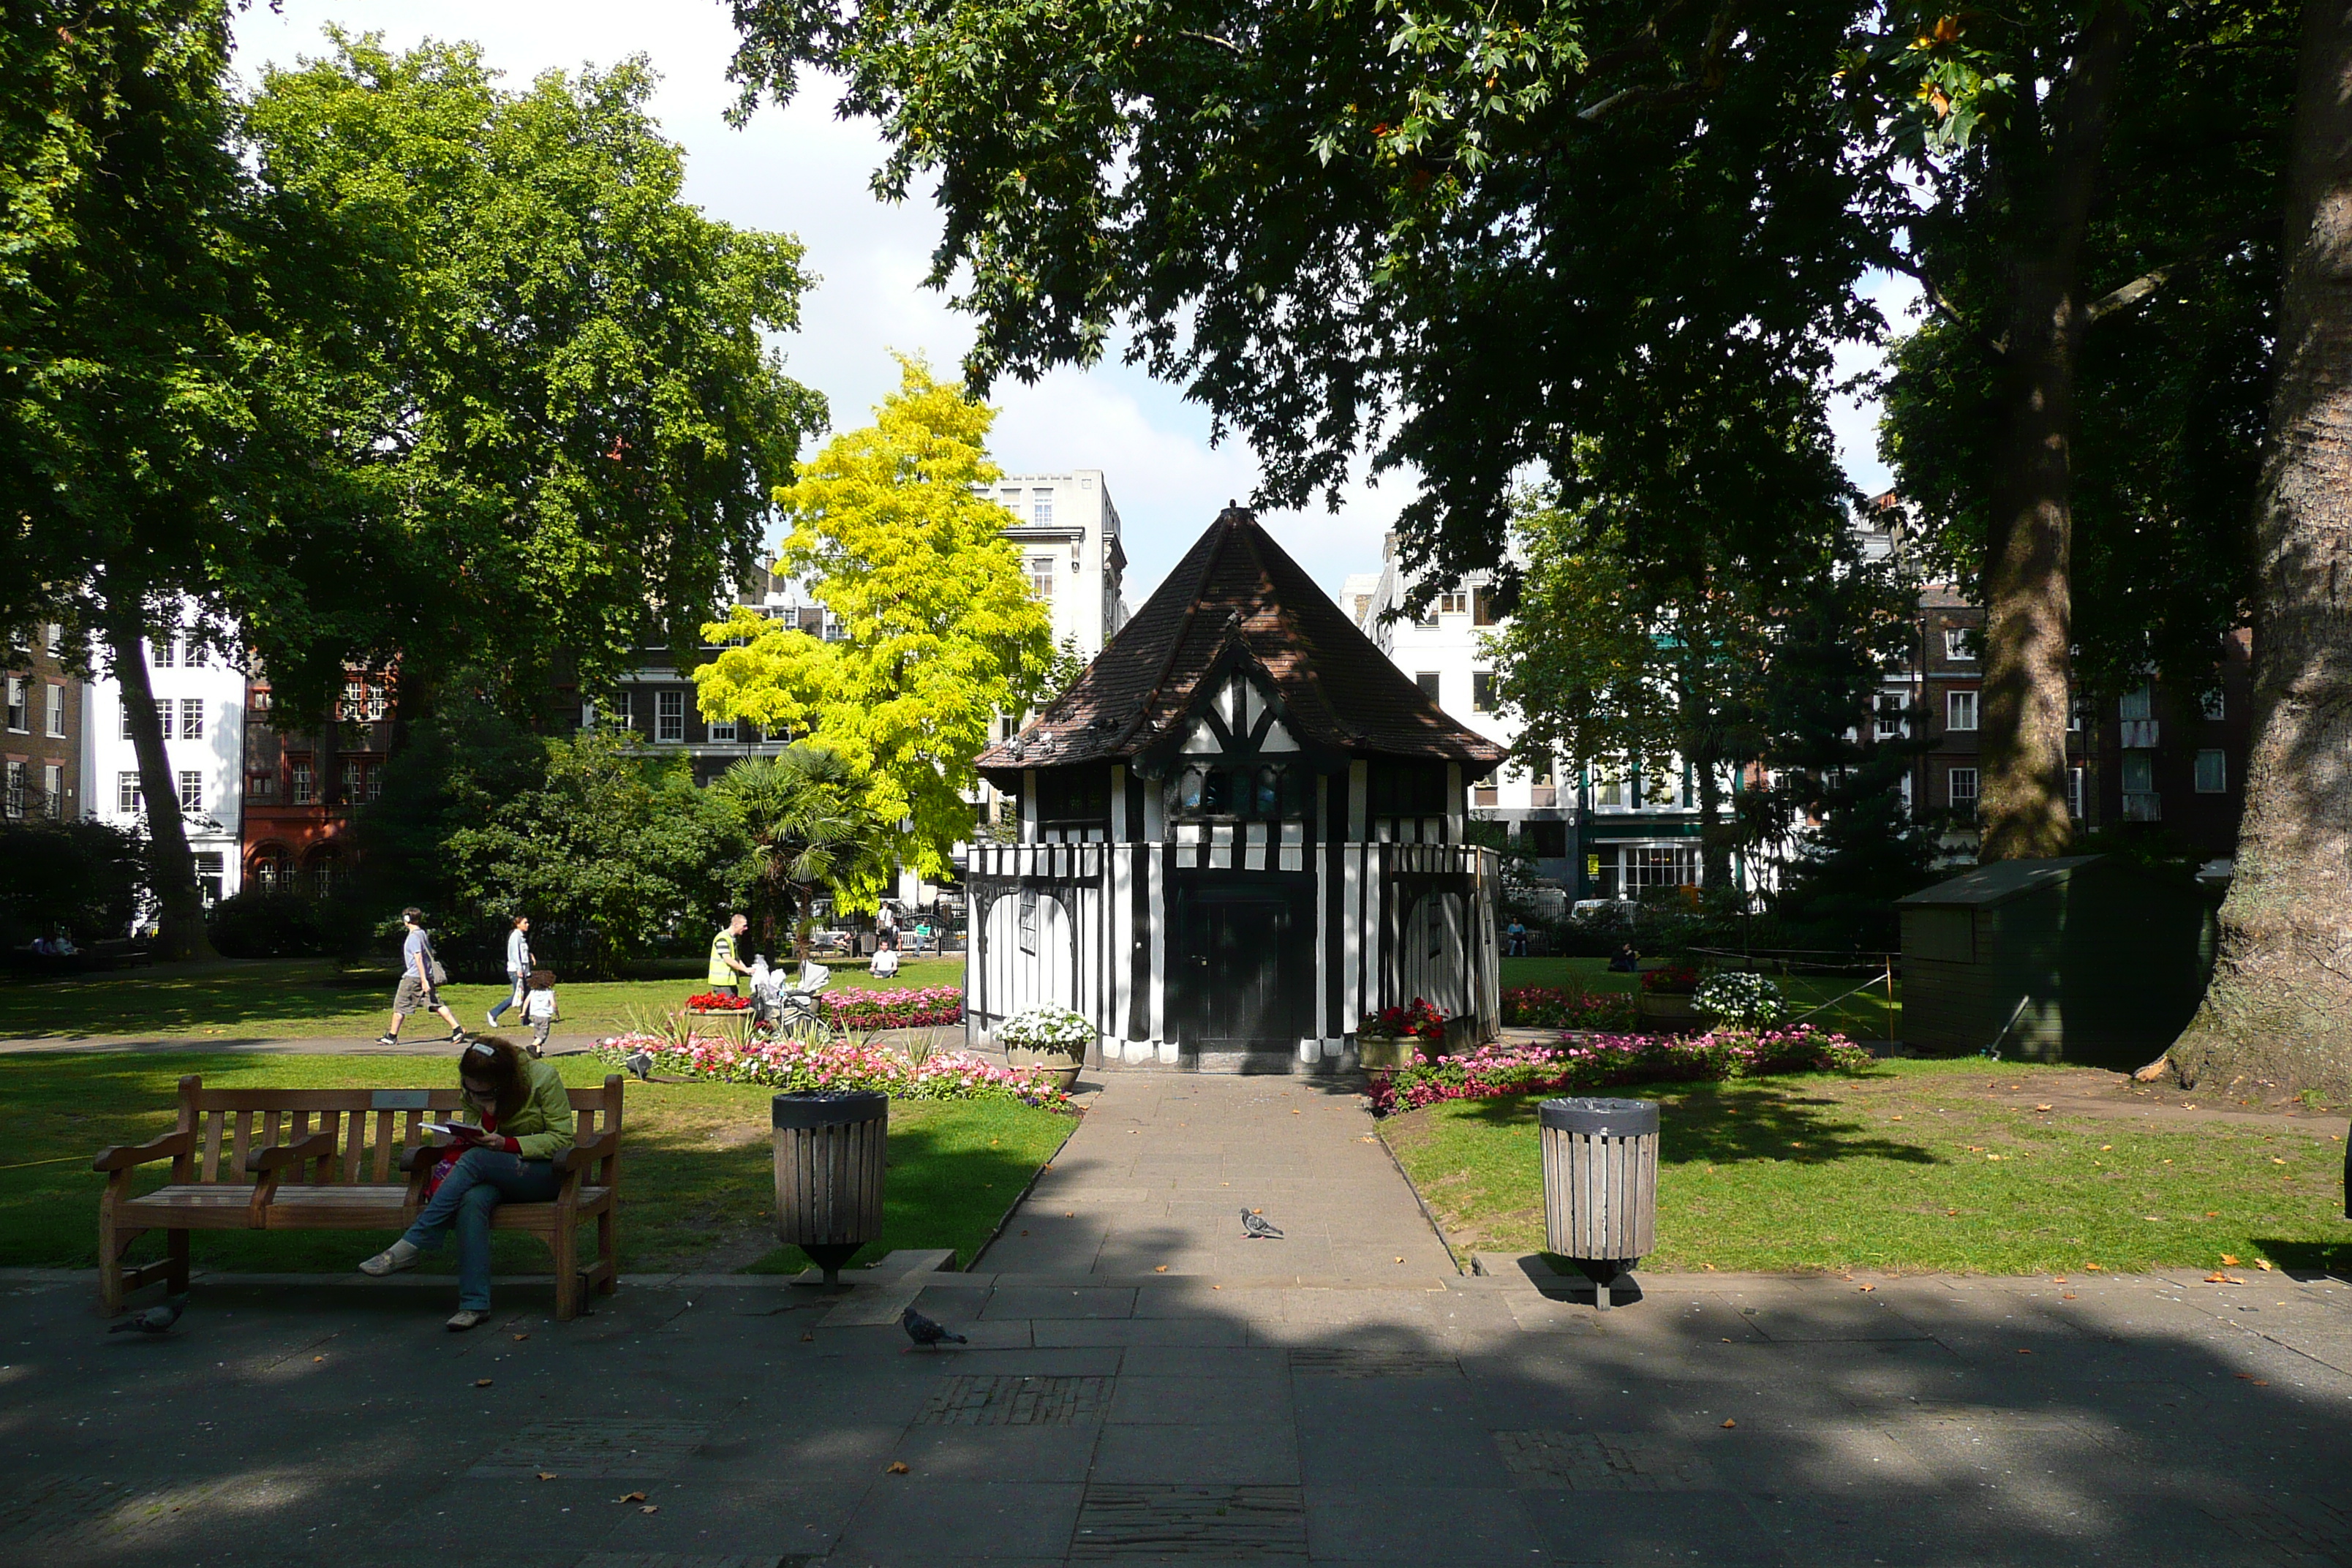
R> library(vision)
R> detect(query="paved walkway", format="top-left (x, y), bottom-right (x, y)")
top-left (12, 1068), bottom-right (2352, 1566)
top-left (977, 1074), bottom-right (1456, 1280)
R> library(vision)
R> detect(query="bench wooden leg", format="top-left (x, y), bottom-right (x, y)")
top-left (165, 1229), bottom-right (190, 1295)
top-left (551, 1218), bottom-right (579, 1322)
top-left (97, 1213), bottom-right (129, 1316)
top-left (595, 1207), bottom-right (617, 1295)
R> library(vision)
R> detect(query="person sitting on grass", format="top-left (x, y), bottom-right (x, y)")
top-left (358, 1036), bottom-right (574, 1331)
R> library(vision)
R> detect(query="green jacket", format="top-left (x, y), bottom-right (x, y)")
top-left (466, 1058), bottom-right (576, 1161)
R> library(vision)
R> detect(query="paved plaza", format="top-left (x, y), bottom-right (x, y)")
top-left (8, 1073), bottom-right (2352, 1566)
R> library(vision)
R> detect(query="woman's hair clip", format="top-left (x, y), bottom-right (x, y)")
top-left (465, 1040), bottom-right (495, 1058)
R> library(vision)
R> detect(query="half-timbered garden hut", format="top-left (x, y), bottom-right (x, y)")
top-left (965, 506), bottom-right (1508, 1071)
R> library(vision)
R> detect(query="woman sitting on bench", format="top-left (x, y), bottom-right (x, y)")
top-left (358, 1036), bottom-right (576, 1330)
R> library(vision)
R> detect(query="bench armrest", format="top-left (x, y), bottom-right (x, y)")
top-left (94, 1131), bottom-right (192, 1172)
top-left (396, 1142), bottom-right (444, 1174)
top-left (243, 1132), bottom-right (336, 1174)
top-left (554, 1132), bottom-right (618, 1175)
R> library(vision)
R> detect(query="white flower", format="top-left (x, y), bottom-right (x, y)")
top-left (997, 1006), bottom-right (1096, 1047)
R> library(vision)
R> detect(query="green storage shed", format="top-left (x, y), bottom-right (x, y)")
top-left (1896, 855), bottom-right (2217, 1068)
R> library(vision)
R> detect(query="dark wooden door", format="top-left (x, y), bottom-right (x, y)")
top-left (1174, 881), bottom-right (1312, 1052)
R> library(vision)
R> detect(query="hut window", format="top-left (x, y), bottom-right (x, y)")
top-left (1170, 761), bottom-right (1305, 821)
top-left (1019, 887), bottom-right (1038, 953)
top-left (1368, 760), bottom-right (1448, 816)
top-left (1037, 766), bottom-right (1112, 828)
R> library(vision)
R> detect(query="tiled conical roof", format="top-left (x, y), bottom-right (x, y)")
top-left (979, 507), bottom-right (1505, 774)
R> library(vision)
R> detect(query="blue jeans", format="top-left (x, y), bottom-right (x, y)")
top-left (488, 973), bottom-right (526, 1024)
top-left (402, 1147), bottom-right (562, 1311)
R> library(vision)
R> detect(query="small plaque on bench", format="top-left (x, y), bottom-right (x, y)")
top-left (369, 1090), bottom-right (431, 1110)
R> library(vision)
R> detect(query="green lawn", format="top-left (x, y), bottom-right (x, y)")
top-left (1382, 1055), bottom-right (2352, 1274)
top-left (1499, 954), bottom-right (1901, 1039)
top-left (1, 1051), bottom-right (1067, 1278)
top-left (0, 955), bottom-right (968, 1042)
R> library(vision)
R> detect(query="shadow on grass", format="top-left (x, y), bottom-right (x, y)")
top-left (1426, 1073), bottom-right (1938, 1170)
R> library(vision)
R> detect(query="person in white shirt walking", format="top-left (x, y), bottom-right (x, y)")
top-left (488, 915), bottom-right (533, 1030)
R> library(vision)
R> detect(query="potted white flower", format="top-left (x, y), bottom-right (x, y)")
top-left (995, 1006), bottom-right (1094, 1090)
top-left (1691, 970), bottom-right (1787, 1030)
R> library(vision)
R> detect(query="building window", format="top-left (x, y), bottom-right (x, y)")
top-left (250, 687), bottom-right (271, 714)
top-left (45, 623), bottom-right (61, 655)
top-left (118, 771), bottom-right (142, 813)
top-left (1874, 693), bottom-right (1905, 739)
top-left (1530, 755), bottom-right (1557, 809)
top-left (1948, 766), bottom-right (1979, 810)
top-left (708, 717), bottom-right (736, 743)
top-left (291, 761), bottom-right (314, 805)
top-left (1026, 556), bottom-right (1055, 598)
top-left (41, 763), bottom-right (61, 818)
top-left (1944, 627), bottom-right (1975, 661)
top-left (1031, 489), bottom-right (1054, 526)
top-left (178, 771), bottom-right (203, 813)
top-left (342, 758), bottom-right (364, 800)
top-left (1591, 764), bottom-right (1629, 810)
top-left (2069, 694), bottom-right (2087, 732)
top-left (1414, 671), bottom-right (1441, 704)
top-left (367, 765), bottom-right (384, 802)
top-left (2194, 749), bottom-right (2228, 793)
top-left (1473, 782), bottom-right (1499, 807)
top-left (250, 770), bottom-right (276, 800)
top-left (2122, 751), bottom-right (2159, 820)
top-left (313, 853), bottom-right (339, 898)
top-left (1471, 671), bottom-right (1495, 713)
top-left (1473, 589), bottom-right (1501, 627)
top-left (656, 690), bottom-right (685, 743)
top-left (192, 851), bottom-right (222, 903)
top-left (1946, 690), bottom-right (1978, 731)
top-left (2068, 766), bottom-right (2085, 818)
top-left (1018, 886), bottom-right (1038, 953)
top-left (3, 677), bottom-right (22, 732)
top-left (2200, 690), bottom-right (2225, 721)
top-left (2119, 682), bottom-right (2154, 722)
top-left (1438, 590), bottom-right (1469, 617)
top-left (149, 637), bottom-right (175, 668)
top-left (1620, 844), bottom-right (1703, 895)
top-left (179, 698), bottom-right (204, 740)
top-left (44, 683), bottom-right (63, 737)
top-left (3, 761), bottom-right (22, 818)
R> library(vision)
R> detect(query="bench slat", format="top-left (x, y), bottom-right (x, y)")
top-left (200, 1110), bottom-right (225, 1183)
top-left (228, 1112), bottom-right (252, 1185)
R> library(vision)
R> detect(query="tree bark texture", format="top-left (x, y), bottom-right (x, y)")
top-left (1976, 2), bottom-right (2133, 861)
top-left (2170, 0), bottom-right (2352, 1092)
top-left (104, 600), bottom-right (216, 962)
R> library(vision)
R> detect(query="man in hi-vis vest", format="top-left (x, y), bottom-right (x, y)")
top-left (707, 912), bottom-right (753, 996)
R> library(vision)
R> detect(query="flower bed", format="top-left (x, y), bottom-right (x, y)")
top-left (1359, 998), bottom-right (1448, 1041)
top-left (593, 1031), bottom-right (1067, 1106)
top-left (1365, 1025), bottom-right (1873, 1117)
top-left (1500, 986), bottom-right (1638, 1031)
top-left (684, 991), bottom-right (749, 1011)
top-left (1640, 962), bottom-right (1701, 995)
top-left (821, 986), bottom-right (963, 1030)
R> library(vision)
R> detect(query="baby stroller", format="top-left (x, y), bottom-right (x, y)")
top-left (750, 957), bottom-right (833, 1037)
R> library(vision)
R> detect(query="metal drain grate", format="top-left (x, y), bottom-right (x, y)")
top-left (1286, 1346), bottom-right (1459, 1378)
top-left (918, 1373), bottom-right (1110, 1426)
top-left (468, 1418), bottom-right (710, 1478)
top-left (1493, 1431), bottom-right (1716, 1491)
top-left (1071, 1485), bottom-right (1308, 1559)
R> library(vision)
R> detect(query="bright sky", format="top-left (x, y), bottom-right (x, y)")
top-left (234, 2), bottom-right (1909, 606)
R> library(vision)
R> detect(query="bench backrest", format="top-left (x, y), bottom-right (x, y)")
top-left (163, 1074), bottom-right (625, 1186)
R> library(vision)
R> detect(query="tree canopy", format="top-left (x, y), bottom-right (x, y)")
top-left (694, 360), bottom-right (1058, 892)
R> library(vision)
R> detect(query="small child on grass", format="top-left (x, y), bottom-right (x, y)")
top-left (521, 968), bottom-right (559, 1057)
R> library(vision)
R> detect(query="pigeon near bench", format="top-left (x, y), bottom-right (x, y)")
top-left (900, 1306), bottom-right (968, 1350)
top-left (1240, 1210), bottom-right (1284, 1240)
top-left (109, 1296), bottom-right (186, 1335)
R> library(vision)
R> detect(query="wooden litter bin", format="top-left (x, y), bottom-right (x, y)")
top-left (772, 1090), bottom-right (887, 1289)
top-left (1539, 1096), bottom-right (1659, 1309)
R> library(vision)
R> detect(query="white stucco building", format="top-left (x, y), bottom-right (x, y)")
top-left (981, 470), bottom-right (1131, 659)
top-left (81, 602), bottom-right (246, 903)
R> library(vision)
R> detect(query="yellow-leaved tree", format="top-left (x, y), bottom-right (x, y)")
top-left (695, 360), bottom-right (1058, 900)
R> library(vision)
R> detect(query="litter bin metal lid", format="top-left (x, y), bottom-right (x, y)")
top-left (772, 1090), bottom-right (889, 1129)
top-left (1539, 1096), bottom-right (1659, 1136)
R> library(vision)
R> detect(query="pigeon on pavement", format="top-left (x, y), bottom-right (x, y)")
top-left (900, 1306), bottom-right (968, 1350)
top-left (108, 1295), bottom-right (186, 1335)
top-left (1240, 1210), bottom-right (1284, 1240)
top-left (624, 1050), bottom-right (653, 1082)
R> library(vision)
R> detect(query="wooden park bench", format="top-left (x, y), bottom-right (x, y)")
top-left (94, 1074), bottom-right (625, 1321)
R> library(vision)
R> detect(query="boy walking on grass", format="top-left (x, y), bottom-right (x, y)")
top-left (520, 969), bottom-right (559, 1057)
top-left (378, 908), bottom-right (467, 1047)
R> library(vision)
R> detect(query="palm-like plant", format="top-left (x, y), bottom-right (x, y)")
top-left (712, 746), bottom-right (893, 959)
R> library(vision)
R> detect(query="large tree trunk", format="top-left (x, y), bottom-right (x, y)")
top-left (104, 598), bottom-right (216, 962)
top-left (2168, 0), bottom-right (2352, 1093)
top-left (1975, 1), bottom-right (2133, 861)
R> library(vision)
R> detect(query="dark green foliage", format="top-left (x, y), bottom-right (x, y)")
top-left (206, 892), bottom-right (335, 960)
top-left (0, 820), bottom-right (148, 946)
top-left (1769, 758), bottom-right (1939, 951)
top-left (359, 723), bottom-right (752, 979)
